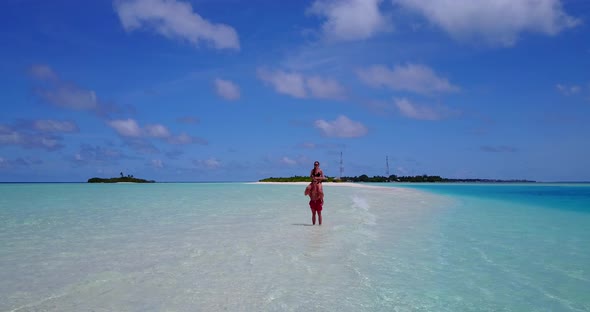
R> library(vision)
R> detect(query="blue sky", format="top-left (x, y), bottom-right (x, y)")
top-left (1, 0), bottom-right (589, 182)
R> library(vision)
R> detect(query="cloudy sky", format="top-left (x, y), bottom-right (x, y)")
top-left (1, 0), bottom-right (589, 182)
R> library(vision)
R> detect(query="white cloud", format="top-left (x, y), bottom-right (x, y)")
top-left (307, 0), bottom-right (390, 41)
top-left (306, 76), bottom-right (346, 99)
top-left (108, 119), bottom-right (142, 137)
top-left (40, 138), bottom-right (60, 149)
top-left (394, 0), bottom-right (580, 46)
top-left (194, 157), bottom-right (221, 169)
top-left (150, 159), bottom-right (164, 168)
top-left (32, 120), bottom-right (79, 133)
top-left (72, 144), bottom-right (125, 164)
top-left (114, 0), bottom-right (240, 50)
top-left (40, 85), bottom-right (98, 111)
top-left (108, 119), bottom-right (207, 145)
top-left (280, 157), bottom-right (298, 165)
top-left (394, 98), bottom-right (452, 120)
top-left (314, 115), bottom-right (368, 137)
top-left (257, 69), bottom-right (307, 98)
top-left (357, 63), bottom-right (459, 94)
top-left (214, 78), bottom-right (241, 101)
top-left (0, 124), bottom-right (64, 151)
top-left (556, 84), bottom-right (581, 96)
top-left (0, 157), bottom-right (43, 169)
top-left (258, 68), bottom-right (346, 99)
top-left (0, 128), bottom-right (22, 145)
top-left (29, 64), bottom-right (122, 117)
top-left (29, 64), bottom-right (58, 81)
top-left (144, 124), bottom-right (171, 138)
top-left (29, 65), bottom-right (96, 110)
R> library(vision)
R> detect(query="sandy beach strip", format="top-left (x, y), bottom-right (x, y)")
top-left (250, 181), bottom-right (404, 190)
top-left (252, 181), bottom-right (357, 186)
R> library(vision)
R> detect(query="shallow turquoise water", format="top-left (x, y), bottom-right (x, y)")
top-left (0, 183), bottom-right (588, 311)
top-left (378, 183), bottom-right (590, 311)
top-left (383, 182), bottom-right (590, 212)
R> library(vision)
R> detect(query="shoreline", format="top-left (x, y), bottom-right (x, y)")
top-left (251, 181), bottom-right (405, 191)
top-left (251, 181), bottom-right (364, 187)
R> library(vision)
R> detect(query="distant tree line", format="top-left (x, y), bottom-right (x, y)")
top-left (340, 174), bottom-right (533, 183)
top-left (339, 174), bottom-right (443, 182)
top-left (259, 176), bottom-right (337, 183)
top-left (260, 174), bottom-right (534, 183)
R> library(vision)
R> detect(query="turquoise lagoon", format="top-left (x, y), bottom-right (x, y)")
top-left (0, 182), bottom-right (589, 311)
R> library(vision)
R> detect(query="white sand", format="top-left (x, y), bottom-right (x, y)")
top-left (251, 181), bottom-right (403, 191)
top-left (252, 181), bottom-right (354, 186)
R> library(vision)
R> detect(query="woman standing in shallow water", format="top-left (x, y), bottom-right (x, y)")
top-left (309, 161), bottom-right (325, 197)
top-left (305, 161), bottom-right (325, 225)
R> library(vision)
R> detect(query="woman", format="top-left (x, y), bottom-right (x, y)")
top-left (307, 161), bottom-right (325, 201)
top-left (304, 161), bottom-right (325, 225)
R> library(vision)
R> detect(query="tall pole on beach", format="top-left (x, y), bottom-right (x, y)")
top-left (339, 151), bottom-right (343, 179)
top-left (386, 155), bottom-right (390, 177)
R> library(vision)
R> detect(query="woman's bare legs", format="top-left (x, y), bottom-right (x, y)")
top-left (311, 210), bottom-right (322, 225)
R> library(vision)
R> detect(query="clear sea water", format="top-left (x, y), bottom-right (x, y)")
top-left (0, 182), bottom-right (589, 311)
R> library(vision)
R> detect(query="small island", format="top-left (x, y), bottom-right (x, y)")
top-left (88, 172), bottom-right (155, 183)
top-left (260, 174), bottom-right (534, 183)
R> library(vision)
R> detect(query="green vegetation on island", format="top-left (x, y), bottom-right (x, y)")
top-left (259, 175), bottom-right (337, 183)
top-left (260, 174), bottom-right (534, 183)
top-left (87, 172), bottom-right (155, 183)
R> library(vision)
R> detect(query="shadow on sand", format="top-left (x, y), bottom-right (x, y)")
top-left (291, 223), bottom-right (314, 226)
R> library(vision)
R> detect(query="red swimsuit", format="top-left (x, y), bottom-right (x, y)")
top-left (309, 199), bottom-right (323, 212)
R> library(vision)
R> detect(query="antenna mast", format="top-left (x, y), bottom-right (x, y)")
top-left (339, 151), bottom-right (343, 179)
top-left (386, 155), bottom-right (390, 177)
